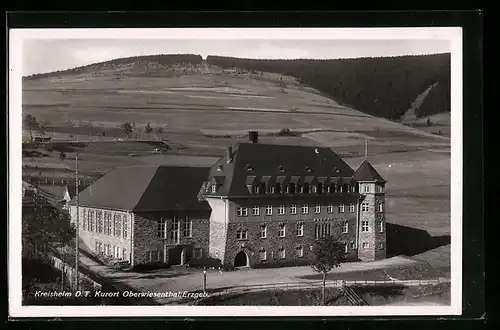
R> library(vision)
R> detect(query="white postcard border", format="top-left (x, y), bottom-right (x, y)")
top-left (9, 27), bottom-right (463, 317)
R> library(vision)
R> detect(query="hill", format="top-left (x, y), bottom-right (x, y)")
top-left (22, 53), bottom-right (450, 160)
top-left (206, 53), bottom-right (451, 120)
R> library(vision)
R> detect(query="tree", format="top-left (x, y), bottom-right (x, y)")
top-left (144, 123), bottom-right (153, 139)
top-left (426, 118), bottom-right (432, 126)
top-left (37, 121), bottom-right (48, 139)
top-left (59, 152), bottom-right (66, 162)
top-left (23, 114), bottom-right (39, 143)
top-left (155, 125), bottom-right (164, 140)
top-left (22, 190), bottom-right (75, 257)
top-left (121, 122), bottom-right (133, 138)
top-left (311, 235), bottom-right (346, 305)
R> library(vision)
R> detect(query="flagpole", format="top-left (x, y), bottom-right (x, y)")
top-left (365, 138), bottom-right (368, 159)
top-left (75, 152), bottom-right (80, 291)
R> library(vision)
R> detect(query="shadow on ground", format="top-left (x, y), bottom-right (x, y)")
top-left (386, 223), bottom-right (450, 257)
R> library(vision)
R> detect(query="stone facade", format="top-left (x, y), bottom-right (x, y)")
top-left (71, 206), bottom-right (210, 267)
top-left (207, 194), bottom-right (360, 267)
top-left (357, 183), bottom-right (387, 261)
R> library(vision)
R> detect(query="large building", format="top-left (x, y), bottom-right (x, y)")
top-left (69, 132), bottom-right (387, 268)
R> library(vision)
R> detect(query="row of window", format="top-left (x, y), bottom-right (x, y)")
top-left (258, 245), bottom-right (305, 261)
top-left (237, 202), bottom-right (383, 217)
top-left (157, 217), bottom-right (193, 242)
top-left (95, 240), bottom-right (128, 261)
top-left (82, 209), bottom-right (128, 239)
top-left (257, 241), bottom-right (384, 261)
top-left (236, 220), bottom-right (384, 240)
top-left (245, 182), bottom-right (358, 195)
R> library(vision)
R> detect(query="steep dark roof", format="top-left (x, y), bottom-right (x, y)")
top-left (353, 160), bottom-right (387, 183)
top-left (37, 185), bottom-right (68, 200)
top-left (69, 165), bottom-right (210, 212)
top-left (206, 143), bottom-right (355, 197)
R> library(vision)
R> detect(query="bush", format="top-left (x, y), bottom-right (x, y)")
top-left (187, 257), bottom-right (222, 269)
top-left (253, 259), bottom-right (312, 269)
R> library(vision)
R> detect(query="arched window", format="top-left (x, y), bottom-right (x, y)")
top-left (317, 183), bottom-right (323, 193)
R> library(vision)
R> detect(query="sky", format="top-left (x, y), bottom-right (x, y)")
top-left (22, 39), bottom-right (451, 76)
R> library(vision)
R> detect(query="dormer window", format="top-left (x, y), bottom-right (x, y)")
top-left (211, 184), bottom-right (217, 193)
top-left (216, 165), bottom-right (223, 171)
top-left (277, 165), bottom-right (284, 172)
top-left (275, 183), bottom-right (281, 194)
top-left (303, 183), bottom-right (310, 193)
top-left (244, 164), bottom-right (254, 172)
top-left (317, 183), bottom-right (323, 193)
top-left (289, 183), bottom-right (295, 194)
top-left (270, 185), bottom-right (276, 193)
top-left (305, 166), bottom-right (312, 172)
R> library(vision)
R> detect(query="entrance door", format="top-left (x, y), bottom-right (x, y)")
top-left (168, 246), bottom-right (183, 265)
top-left (234, 251), bottom-right (248, 267)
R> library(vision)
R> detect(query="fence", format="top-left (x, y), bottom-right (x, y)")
top-left (48, 254), bottom-right (102, 291)
top-left (192, 277), bottom-right (450, 304)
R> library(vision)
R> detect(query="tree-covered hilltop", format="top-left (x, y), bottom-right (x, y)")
top-left (23, 54), bottom-right (204, 80)
top-left (206, 54), bottom-right (451, 119)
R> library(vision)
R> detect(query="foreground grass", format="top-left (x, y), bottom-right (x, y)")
top-left (196, 283), bottom-right (451, 306)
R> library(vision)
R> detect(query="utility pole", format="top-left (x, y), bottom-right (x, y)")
top-left (75, 152), bottom-right (80, 291)
top-left (365, 138), bottom-right (368, 159)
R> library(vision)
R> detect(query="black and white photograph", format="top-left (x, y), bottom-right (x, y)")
top-left (9, 27), bottom-right (462, 317)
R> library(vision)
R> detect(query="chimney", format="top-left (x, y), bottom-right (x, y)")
top-left (225, 146), bottom-right (232, 163)
top-left (249, 131), bottom-right (258, 144)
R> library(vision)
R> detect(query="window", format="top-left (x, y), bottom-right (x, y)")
top-left (182, 217), bottom-right (192, 237)
top-left (296, 222), bottom-right (304, 237)
top-left (95, 241), bottom-right (100, 254)
top-left (378, 202), bottom-right (384, 212)
top-left (88, 210), bottom-right (94, 232)
top-left (105, 212), bottom-right (112, 235)
top-left (376, 185), bottom-right (383, 193)
top-left (278, 247), bottom-right (286, 259)
top-left (96, 211), bottom-right (103, 234)
top-left (379, 221), bottom-right (384, 233)
top-left (279, 223), bottom-right (286, 237)
top-left (237, 229), bottom-right (248, 240)
top-left (296, 245), bottom-right (304, 257)
top-left (252, 205), bottom-right (260, 216)
top-left (82, 210), bottom-right (87, 231)
top-left (344, 243), bottom-right (348, 253)
top-left (278, 205), bottom-right (285, 215)
top-left (350, 185), bottom-right (356, 192)
top-left (265, 205), bottom-right (273, 216)
top-left (171, 218), bottom-right (180, 243)
top-left (284, 185), bottom-right (290, 193)
top-left (289, 183), bottom-right (296, 194)
top-left (349, 203), bottom-right (355, 212)
top-left (327, 204), bottom-right (333, 214)
top-left (260, 224), bottom-right (267, 238)
top-left (362, 202), bottom-right (369, 212)
top-left (290, 204), bottom-right (297, 215)
top-left (196, 248), bottom-right (203, 258)
top-left (123, 248), bottom-right (127, 261)
top-left (301, 204), bottom-right (309, 214)
top-left (211, 184), bottom-right (216, 193)
top-left (270, 185), bottom-right (276, 193)
top-left (158, 217), bottom-right (167, 238)
top-left (363, 185), bottom-right (370, 193)
top-left (315, 223), bottom-right (331, 239)
top-left (123, 215), bottom-right (128, 238)
top-left (259, 249), bottom-right (267, 261)
top-left (317, 184), bottom-right (323, 193)
top-left (339, 203), bottom-right (345, 213)
top-left (312, 185), bottom-right (317, 193)
top-left (379, 243), bottom-right (385, 250)
top-left (343, 221), bottom-right (349, 233)
top-left (314, 204), bottom-right (321, 214)
top-left (237, 207), bottom-right (248, 216)
top-left (350, 241), bottom-right (355, 250)
top-left (114, 214), bottom-right (122, 237)
top-left (362, 242), bottom-right (369, 249)
top-left (361, 220), bottom-right (369, 232)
